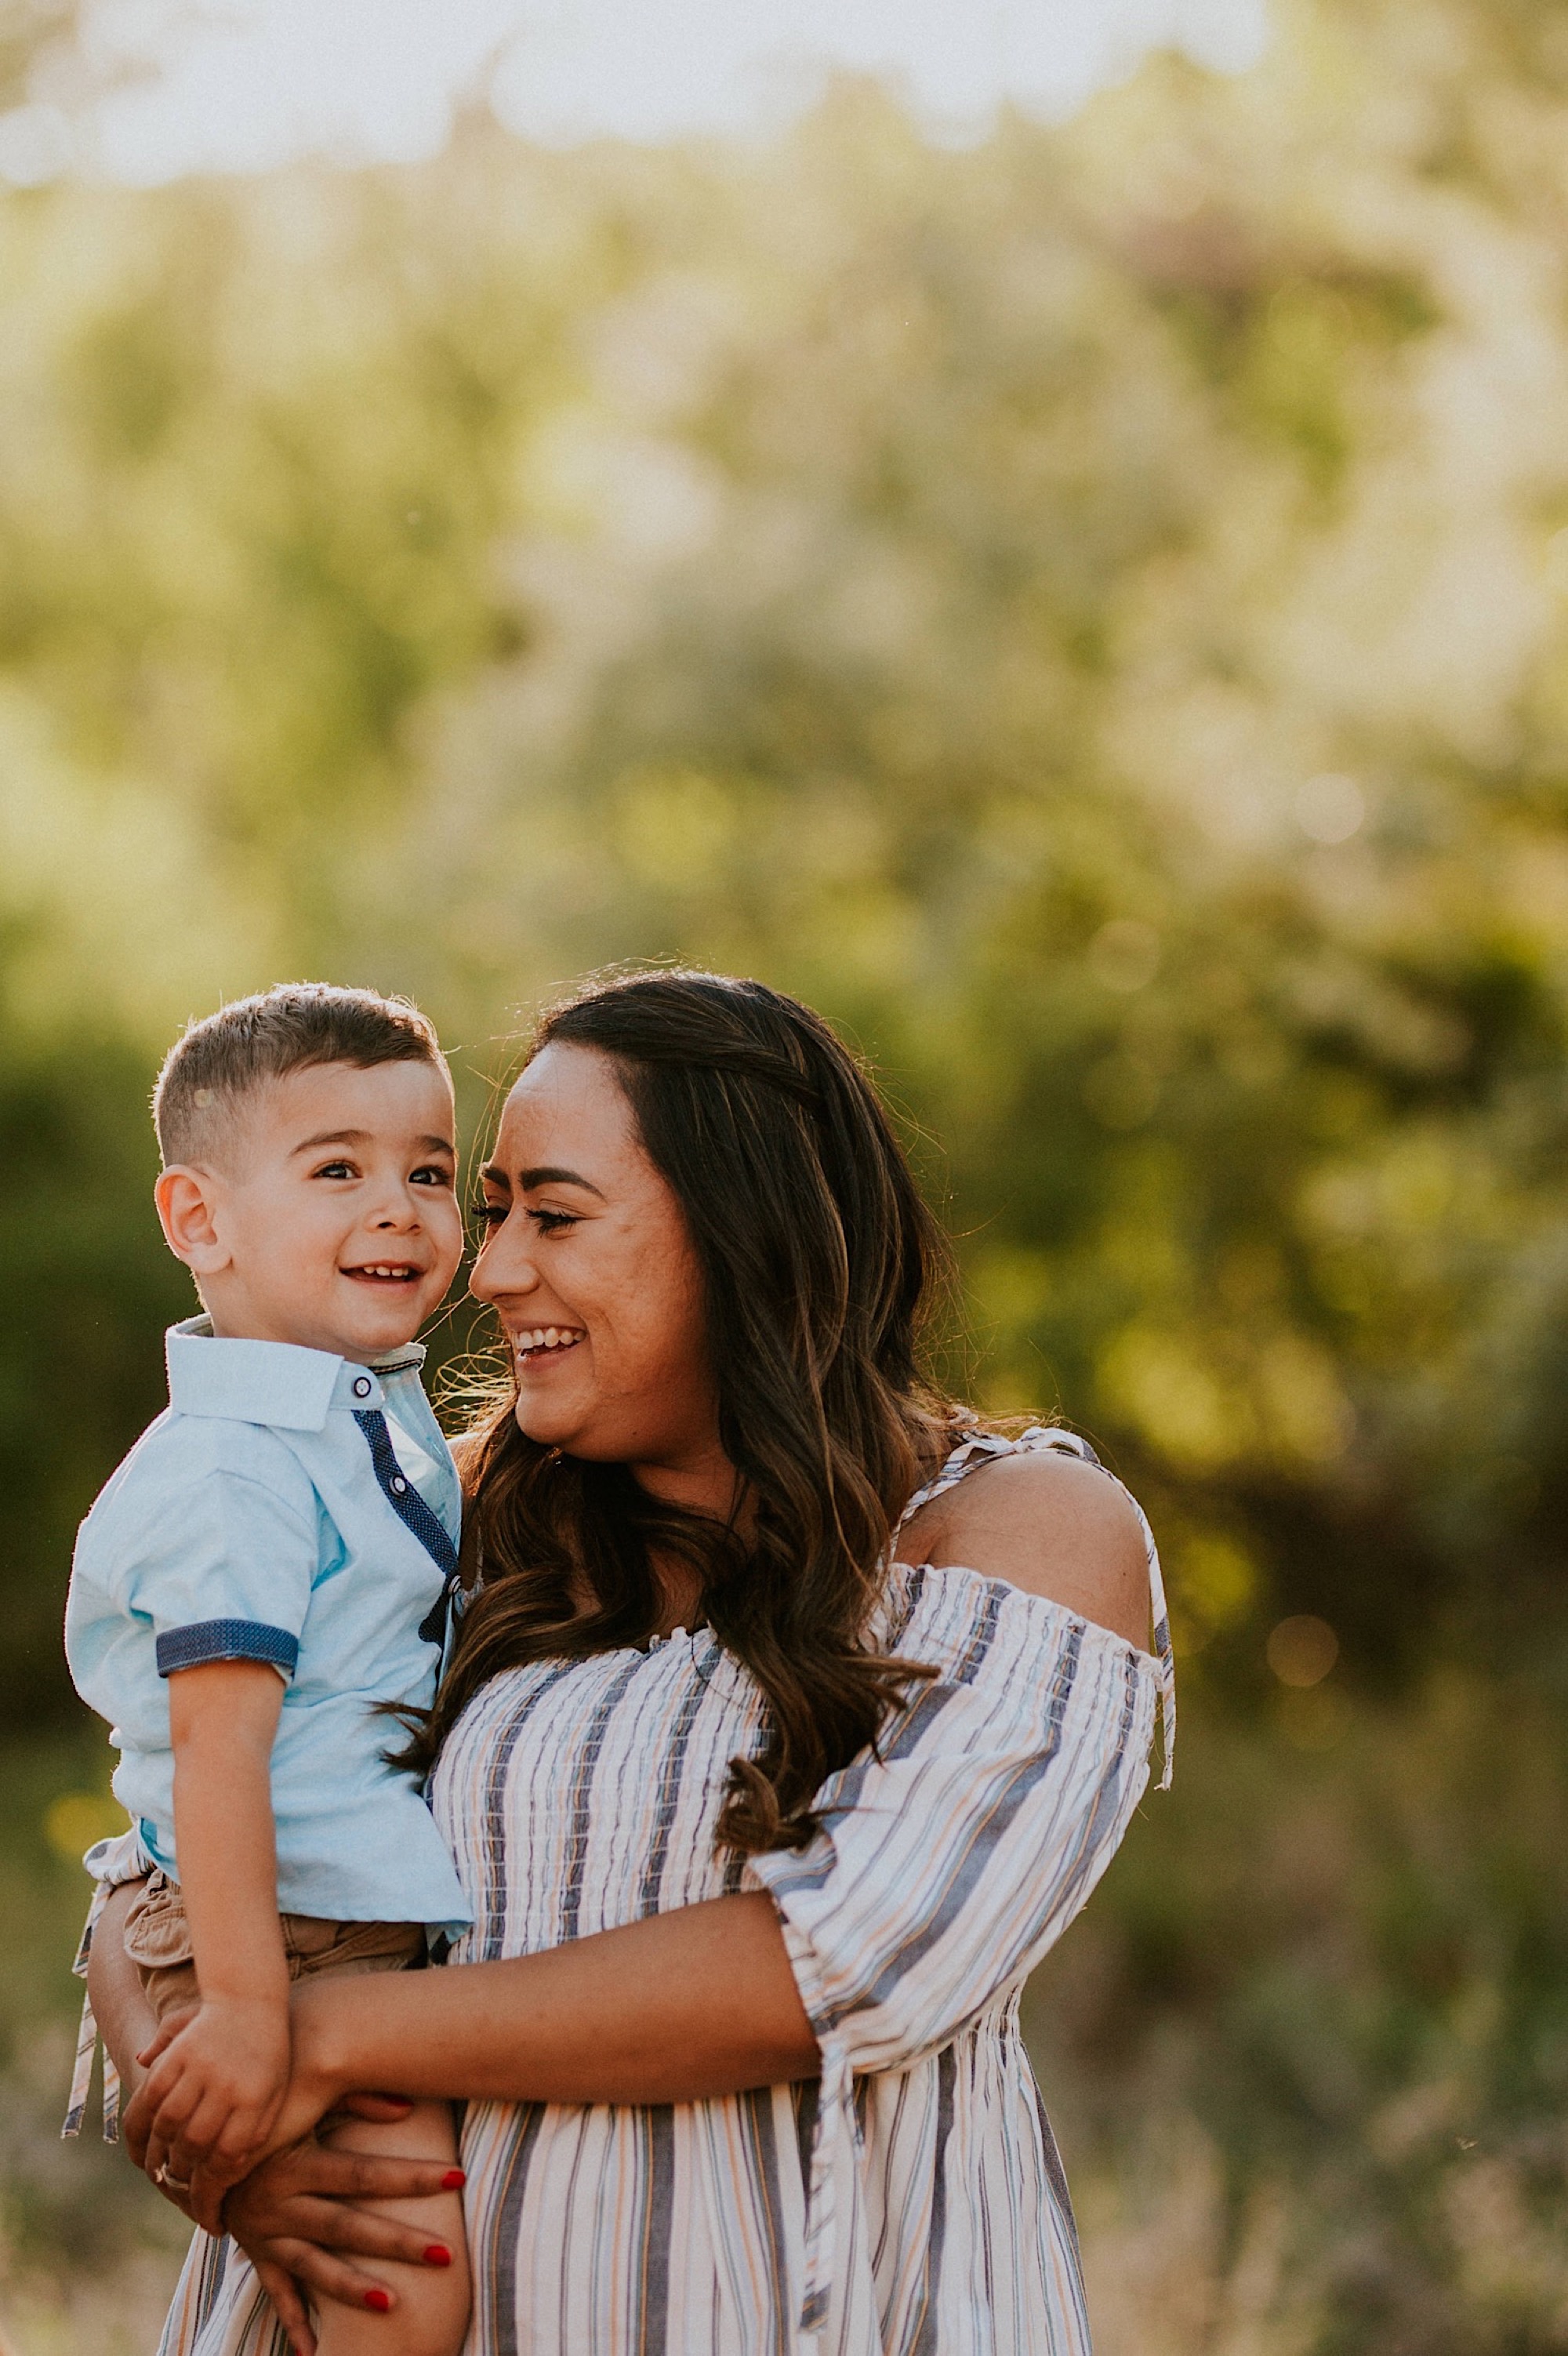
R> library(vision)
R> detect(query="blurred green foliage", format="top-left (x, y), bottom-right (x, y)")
top-left (5, 0), bottom-right (1568, 2345)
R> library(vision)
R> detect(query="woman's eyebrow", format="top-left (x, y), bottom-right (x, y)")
top-left (521, 1164), bottom-right (606, 1198)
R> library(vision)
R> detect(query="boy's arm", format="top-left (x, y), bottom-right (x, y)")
top-left (145, 1661), bottom-right (292, 2172)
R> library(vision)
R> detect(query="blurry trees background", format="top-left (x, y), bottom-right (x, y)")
top-left (5, 0), bottom-right (1568, 2348)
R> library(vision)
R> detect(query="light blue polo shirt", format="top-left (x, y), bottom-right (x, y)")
top-left (65, 1317), bottom-right (472, 1936)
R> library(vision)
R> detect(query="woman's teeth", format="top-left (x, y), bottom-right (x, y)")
top-left (515, 1327), bottom-right (584, 1357)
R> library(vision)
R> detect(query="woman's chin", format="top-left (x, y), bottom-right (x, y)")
top-left (513, 1397), bottom-right (583, 1450)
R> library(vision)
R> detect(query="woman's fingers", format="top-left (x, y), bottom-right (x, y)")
top-left (258, 2237), bottom-right (396, 2315)
top-left (290, 2148), bottom-right (463, 2206)
top-left (276, 2196), bottom-right (452, 2267)
top-left (333, 2091), bottom-right (413, 2123)
top-left (255, 2259), bottom-right (315, 2356)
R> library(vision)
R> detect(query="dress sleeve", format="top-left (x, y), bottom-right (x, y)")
top-left (116, 1432), bottom-right (319, 1681)
top-left (743, 1574), bottom-right (1159, 2075)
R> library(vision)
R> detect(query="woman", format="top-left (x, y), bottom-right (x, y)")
top-left (93, 968), bottom-right (1173, 2356)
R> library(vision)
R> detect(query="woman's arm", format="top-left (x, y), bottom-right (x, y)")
top-left (134, 1890), bottom-right (818, 2201)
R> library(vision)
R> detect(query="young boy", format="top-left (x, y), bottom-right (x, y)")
top-left (65, 984), bottom-right (474, 2355)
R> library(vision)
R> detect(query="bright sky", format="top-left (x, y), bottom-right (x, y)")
top-left (0, 0), bottom-right (1268, 183)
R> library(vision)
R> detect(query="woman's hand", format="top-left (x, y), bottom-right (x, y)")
top-left (216, 2122), bottom-right (466, 2356)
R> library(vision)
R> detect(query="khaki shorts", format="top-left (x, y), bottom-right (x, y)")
top-left (122, 1868), bottom-right (426, 2027)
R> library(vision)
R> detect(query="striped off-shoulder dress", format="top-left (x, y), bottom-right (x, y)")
top-left (154, 1426), bottom-right (1174, 2356)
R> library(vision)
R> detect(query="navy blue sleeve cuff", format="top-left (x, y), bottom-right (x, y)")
top-left (154, 1619), bottom-right (300, 1679)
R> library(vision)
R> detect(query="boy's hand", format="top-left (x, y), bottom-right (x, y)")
top-left (137, 1995), bottom-right (291, 2184)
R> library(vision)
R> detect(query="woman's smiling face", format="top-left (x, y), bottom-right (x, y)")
top-left (470, 1042), bottom-right (727, 1502)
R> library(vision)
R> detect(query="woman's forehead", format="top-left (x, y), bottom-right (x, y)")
top-left (493, 1043), bottom-right (638, 1166)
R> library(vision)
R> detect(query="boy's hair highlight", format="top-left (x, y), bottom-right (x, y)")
top-left (154, 983), bottom-right (445, 1165)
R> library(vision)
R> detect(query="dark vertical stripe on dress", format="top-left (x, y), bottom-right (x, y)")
top-left (489, 2101), bottom-right (550, 2354)
top-left (741, 2085), bottom-right (794, 2356)
top-left (631, 2103), bottom-right (675, 2356)
top-left (561, 1655), bottom-right (645, 1943)
top-left (479, 1666), bottom-right (577, 1962)
top-left (637, 1670), bottom-right (709, 1916)
top-left (1031, 2080), bottom-right (1081, 2262)
top-left (791, 2074), bottom-right (819, 2195)
top-left (908, 2044), bottom-right (956, 2356)
top-left (721, 1846), bottom-right (748, 1894)
top-left (194, 2233), bottom-right (228, 2332)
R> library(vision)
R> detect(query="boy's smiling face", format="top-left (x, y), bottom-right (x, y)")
top-left (154, 1058), bottom-right (463, 1363)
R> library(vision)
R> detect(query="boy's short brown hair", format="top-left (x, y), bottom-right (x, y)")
top-left (154, 984), bottom-right (445, 1166)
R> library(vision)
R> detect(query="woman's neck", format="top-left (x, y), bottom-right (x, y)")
top-left (630, 1448), bottom-right (754, 1639)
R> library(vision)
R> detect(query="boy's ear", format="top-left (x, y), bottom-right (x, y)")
top-left (154, 1166), bottom-right (230, 1274)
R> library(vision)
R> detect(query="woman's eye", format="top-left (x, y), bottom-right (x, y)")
top-left (527, 1207), bottom-right (579, 1235)
top-left (471, 1200), bottom-right (509, 1229)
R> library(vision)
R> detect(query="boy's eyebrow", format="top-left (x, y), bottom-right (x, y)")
top-left (292, 1127), bottom-right (455, 1155)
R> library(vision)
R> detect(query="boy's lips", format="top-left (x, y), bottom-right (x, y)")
top-left (342, 1262), bottom-right (426, 1284)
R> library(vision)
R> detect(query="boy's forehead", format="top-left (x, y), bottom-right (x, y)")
top-left (249, 1058), bottom-right (455, 1144)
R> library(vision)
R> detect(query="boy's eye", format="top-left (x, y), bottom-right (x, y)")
top-left (410, 1164), bottom-right (455, 1188)
top-left (314, 1160), bottom-right (356, 1181)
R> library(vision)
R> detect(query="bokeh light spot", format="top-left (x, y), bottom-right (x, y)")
top-left (1266, 1613), bottom-right (1340, 1687)
top-left (1294, 773), bottom-right (1366, 844)
top-left (1088, 917), bottom-right (1162, 993)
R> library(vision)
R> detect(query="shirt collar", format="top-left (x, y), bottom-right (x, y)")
top-left (165, 1315), bottom-right (428, 1432)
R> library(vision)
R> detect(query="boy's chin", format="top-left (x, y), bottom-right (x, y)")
top-left (334, 1287), bottom-right (435, 1351)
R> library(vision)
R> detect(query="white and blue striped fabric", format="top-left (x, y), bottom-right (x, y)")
top-left (153, 1427), bottom-right (1173, 2356)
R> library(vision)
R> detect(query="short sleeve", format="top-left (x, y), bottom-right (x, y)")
top-left (745, 1573), bottom-right (1159, 2076)
top-left (115, 1433), bottom-right (319, 1682)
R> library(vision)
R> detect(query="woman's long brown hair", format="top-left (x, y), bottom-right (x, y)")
top-left (403, 970), bottom-right (967, 1856)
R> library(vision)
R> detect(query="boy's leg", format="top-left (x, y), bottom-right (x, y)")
top-left (311, 2099), bottom-right (470, 2356)
top-left (281, 1926), bottom-right (469, 2356)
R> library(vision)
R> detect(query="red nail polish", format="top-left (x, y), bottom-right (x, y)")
top-left (363, 2288), bottom-right (392, 2313)
top-left (424, 2244), bottom-right (452, 2267)
top-left (441, 2167), bottom-right (466, 2189)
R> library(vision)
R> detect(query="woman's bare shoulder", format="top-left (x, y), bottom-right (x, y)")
top-left (901, 1448), bottom-right (1152, 1650)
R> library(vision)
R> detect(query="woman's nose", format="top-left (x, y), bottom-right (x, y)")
top-left (469, 1232), bottom-right (539, 1304)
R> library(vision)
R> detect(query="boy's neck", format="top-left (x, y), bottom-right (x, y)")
top-left (194, 1305), bottom-right (416, 1367)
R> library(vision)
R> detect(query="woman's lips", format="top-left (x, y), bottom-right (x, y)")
top-left (514, 1325), bottom-right (586, 1365)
